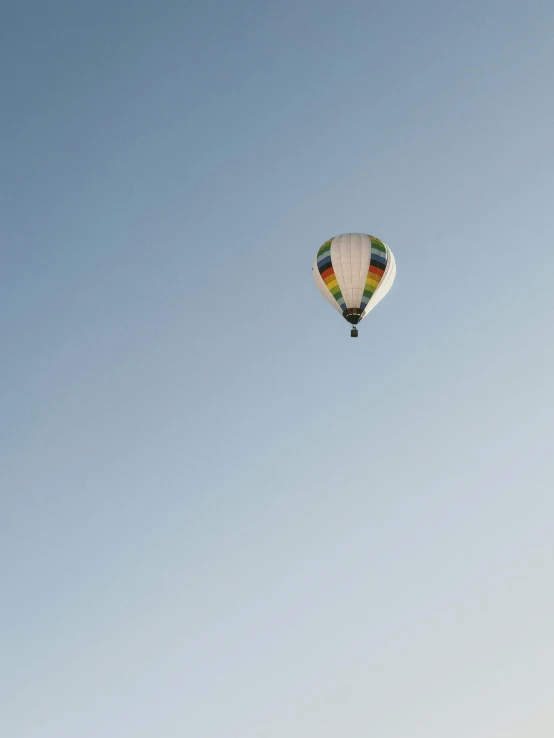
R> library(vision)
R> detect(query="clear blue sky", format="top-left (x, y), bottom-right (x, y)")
top-left (2, 1), bottom-right (554, 736)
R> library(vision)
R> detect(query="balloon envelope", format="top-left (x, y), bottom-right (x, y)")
top-left (313, 233), bottom-right (396, 325)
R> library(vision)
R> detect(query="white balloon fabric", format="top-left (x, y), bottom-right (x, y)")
top-left (312, 233), bottom-right (396, 326)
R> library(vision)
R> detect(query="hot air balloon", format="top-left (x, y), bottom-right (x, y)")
top-left (313, 233), bottom-right (396, 337)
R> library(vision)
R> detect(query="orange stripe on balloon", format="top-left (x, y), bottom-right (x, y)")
top-left (369, 265), bottom-right (384, 276)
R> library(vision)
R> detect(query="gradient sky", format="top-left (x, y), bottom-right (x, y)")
top-left (2, 1), bottom-right (554, 736)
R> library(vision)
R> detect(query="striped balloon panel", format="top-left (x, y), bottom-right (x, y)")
top-left (359, 237), bottom-right (388, 312)
top-left (316, 239), bottom-right (347, 312)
